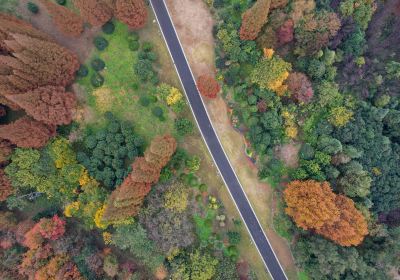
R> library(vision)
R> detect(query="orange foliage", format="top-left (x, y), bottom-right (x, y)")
top-left (144, 134), bottom-right (177, 169)
top-left (23, 223), bottom-right (44, 250)
top-left (0, 169), bottom-right (13, 201)
top-left (115, 0), bottom-right (148, 30)
top-left (41, 0), bottom-right (84, 37)
top-left (239, 0), bottom-right (271, 40)
top-left (284, 180), bottom-right (368, 246)
top-left (37, 215), bottom-right (66, 240)
top-left (73, 0), bottom-right (113, 27)
top-left (0, 117), bottom-right (56, 148)
top-left (197, 74), bottom-right (220, 99)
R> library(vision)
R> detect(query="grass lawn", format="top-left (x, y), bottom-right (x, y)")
top-left (77, 21), bottom-right (175, 143)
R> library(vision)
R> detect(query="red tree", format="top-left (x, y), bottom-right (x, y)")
top-left (276, 19), bottom-right (294, 45)
top-left (130, 157), bottom-right (161, 184)
top-left (6, 86), bottom-right (76, 125)
top-left (0, 33), bottom-right (79, 95)
top-left (0, 117), bottom-right (56, 148)
top-left (0, 169), bottom-right (12, 201)
top-left (23, 223), bottom-right (44, 250)
top-left (287, 72), bottom-right (313, 104)
top-left (144, 134), bottom-right (177, 169)
top-left (197, 74), bottom-right (220, 99)
top-left (41, 0), bottom-right (84, 38)
top-left (0, 140), bottom-right (12, 164)
top-left (73, 0), bottom-right (113, 27)
top-left (239, 0), bottom-right (271, 40)
top-left (38, 215), bottom-right (66, 240)
top-left (115, 0), bottom-right (148, 29)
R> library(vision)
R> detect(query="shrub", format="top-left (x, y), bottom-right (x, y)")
top-left (142, 41), bottom-right (153, 52)
top-left (197, 74), bottom-right (220, 98)
top-left (128, 40), bottom-right (140, 51)
top-left (91, 73), bottom-right (104, 87)
top-left (76, 64), bottom-right (89, 78)
top-left (129, 32), bottom-right (140, 41)
top-left (27, 2), bottom-right (39, 14)
top-left (91, 58), bottom-right (106, 71)
top-left (152, 106), bottom-right (164, 119)
top-left (175, 118), bottom-right (194, 136)
top-left (139, 96), bottom-right (150, 107)
top-left (56, 0), bottom-right (66, 5)
top-left (93, 36), bottom-right (109, 51)
top-left (102, 21), bottom-right (115, 34)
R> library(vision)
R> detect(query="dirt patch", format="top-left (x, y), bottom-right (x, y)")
top-left (164, 0), bottom-right (215, 78)
top-left (275, 143), bottom-right (301, 168)
top-left (16, 0), bottom-right (99, 62)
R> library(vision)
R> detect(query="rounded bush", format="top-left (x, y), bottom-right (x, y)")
top-left (27, 2), bottom-right (39, 14)
top-left (147, 51), bottom-right (158, 61)
top-left (102, 21), bottom-right (115, 34)
top-left (93, 36), bottom-right (109, 51)
top-left (132, 83), bottom-right (139, 90)
top-left (91, 73), bottom-right (104, 87)
top-left (142, 41), bottom-right (153, 52)
top-left (139, 96), bottom-right (150, 107)
top-left (91, 58), bottom-right (106, 71)
top-left (129, 32), bottom-right (139, 41)
top-left (56, 0), bottom-right (66, 5)
top-left (152, 106), bottom-right (163, 118)
top-left (128, 40), bottom-right (140, 51)
top-left (76, 64), bottom-right (89, 78)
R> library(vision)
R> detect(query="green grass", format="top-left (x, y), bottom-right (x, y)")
top-left (298, 270), bottom-right (309, 280)
top-left (77, 21), bottom-right (175, 143)
top-left (193, 209), bottom-right (216, 242)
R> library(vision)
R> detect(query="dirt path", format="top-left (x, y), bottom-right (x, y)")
top-left (164, 0), bottom-right (297, 277)
top-left (16, 0), bottom-right (99, 62)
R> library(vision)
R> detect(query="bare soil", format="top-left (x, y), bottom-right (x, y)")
top-left (16, 0), bottom-right (99, 62)
top-left (275, 142), bottom-right (301, 168)
top-left (165, 0), bottom-right (297, 277)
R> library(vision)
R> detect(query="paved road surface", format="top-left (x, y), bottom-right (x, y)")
top-left (150, 1), bottom-right (288, 279)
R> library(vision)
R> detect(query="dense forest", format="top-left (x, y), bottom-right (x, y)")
top-left (0, 1), bottom-right (258, 279)
top-left (208, 0), bottom-right (400, 278)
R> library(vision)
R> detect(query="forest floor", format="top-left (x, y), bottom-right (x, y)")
top-left (164, 0), bottom-right (297, 278)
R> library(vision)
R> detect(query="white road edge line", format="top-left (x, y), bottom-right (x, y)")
top-left (149, 1), bottom-right (288, 279)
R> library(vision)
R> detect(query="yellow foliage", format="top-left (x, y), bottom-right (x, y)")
top-left (167, 248), bottom-right (181, 261)
top-left (267, 71), bottom-right (289, 94)
top-left (92, 87), bottom-right (114, 113)
top-left (64, 201), bottom-right (80, 218)
top-left (166, 87), bottom-right (183, 106)
top-left (282, 110), bottom-right (298, 139)
top-left (164, 182), bottom-right (189, 213)
top-left (94, 205), bottom-right (108, 229)
top-left (329, 106), bottom-right (353, 127)
top-left (263, 48), bottom-right (275, 59)
top-left (78, 170), bottom-right (91, 186)
top-left (372, 167), bottom-right (381, 176)
top-left (285, 125), bottom-right (298, 139)
top-left (102, 232), bottom-right (112, 245)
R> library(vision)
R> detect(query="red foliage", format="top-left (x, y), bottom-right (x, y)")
top-left (276, 19), bottom-right (294, 45)
top-left (41, 0), bottom-right (84, 37)
top-left (38, 215), bottom-right (66, 240)
top-left (6, 86), bottom-right (76, 126)
top-left (287, 72), bottom-right (313, 104)
top-left (0, 117), bottom-right (56, 148)
top-left (0, 33), bottom-right (79, 95)
top-left (197, 74), bottom-right (220, 99)
top-left (0, 169), bottom-right (13, 201)
top-left (144, 134), bottom-right (177, 169)
top-left (130, 157), bottom-right (161, 184)
top-left (73, 0), bottom-right (113, 27)
top-left (239, 0), bottom-right (271, 40)
top-left (114, 0), bottom-right (148, 29)
top-left (23, 223), bottom-right (44, 250)
top-left (257, 99), bottom-right (268, 112)
top-left (0, 140), bottom-right (12, 165)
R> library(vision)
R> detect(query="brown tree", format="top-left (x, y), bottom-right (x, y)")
top-left (144, 134), bottom-right (177, 169)
top-left (0, 33), bottom-right (79, 95)
top-left (0, 140), bottom-right (12, 165)
top-left (0, 117), bottom-right (56, 148)
top-left (41, 0), bottom-right (84, 38)
top-left (287, 72), bottom-right (313, 104)
top-left (73, 0), bottom-right (113, 27)
top-left (0, 169), bottom-right (12, 201)
top-left (197, 74), bottom-right (220, 99)
top-left (284, 180), bottom-right (340, 230)
top-left (6, 86), bottom-right (76, 125)
top-left (239, 0), bottom-right (271, 40)
top-left (0, 13), bottom-right (52, 53)
top-left (114, 0), bottom-right (148, 30)
top-left (317, 195), bottom-right (368, 246)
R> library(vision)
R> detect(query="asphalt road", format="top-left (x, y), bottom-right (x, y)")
top-left (150, 1), bottom-right (288, 279)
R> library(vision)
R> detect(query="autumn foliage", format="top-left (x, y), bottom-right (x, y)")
top-left (0, 169), bottom-right (12, 201)
top-left (41, 0), bottom-right (84, 37)
top-left (102, 135), bottom-right (177, 224)
top-left (115, 0), bottom-right (148, 30)
top-left (239, 0), bottom-right (271, 40)
top-left (73, 0), bottom-right (113, 27)
top-left (284, 180), bottom-right (368, 246)
top-left (0, 117), bottom-right (56, 148)
top-left (276, 19), bottom-right (294, 45)
top-left (6, 86), bottom-right (76, 125)
top-left (197, 74), bottom-right (220, 99)
top-left (287, 72), bottom-right (313, 104)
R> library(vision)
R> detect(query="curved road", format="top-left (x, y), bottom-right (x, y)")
top-left (150, 1), bottom-right (288, 279)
